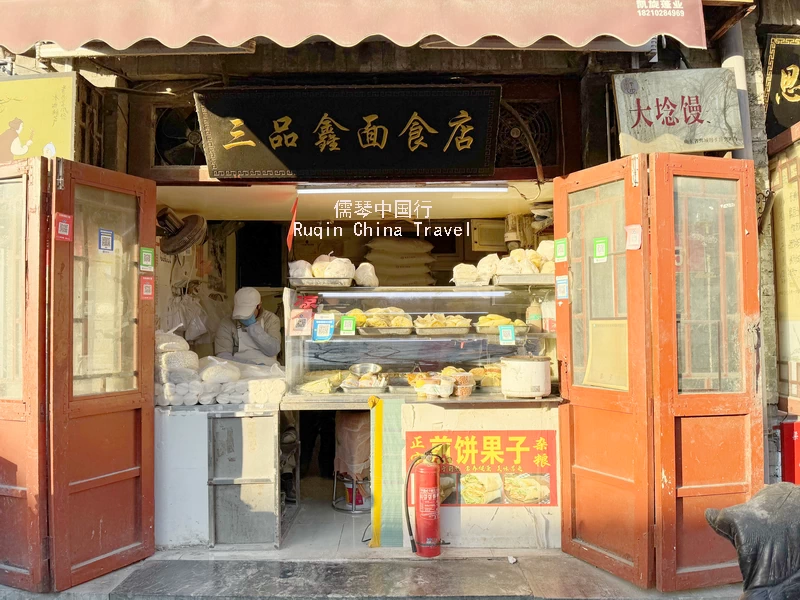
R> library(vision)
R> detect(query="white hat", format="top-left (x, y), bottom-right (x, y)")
top-left (232, 287), bottom-right (262, 319)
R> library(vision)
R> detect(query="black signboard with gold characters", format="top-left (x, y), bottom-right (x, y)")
top-left (194, 85), bottom-right (501, 179)
top-left (765, 35), bottom-right (800, 140)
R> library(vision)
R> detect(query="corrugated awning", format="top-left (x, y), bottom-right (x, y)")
top-left (0, 0), bottom-right (707, 54)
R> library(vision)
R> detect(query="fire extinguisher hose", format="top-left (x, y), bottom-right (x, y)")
top-left (404, 444), bottom-right (443, 554)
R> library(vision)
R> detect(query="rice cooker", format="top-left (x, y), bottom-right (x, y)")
top-left (500, 356), bottom-right (552, 398)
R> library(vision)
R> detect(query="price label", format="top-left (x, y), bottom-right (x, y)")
top-left (340, 315), bottom-right (357, 336)
top-left (498, 324), bottom-right (516, 346)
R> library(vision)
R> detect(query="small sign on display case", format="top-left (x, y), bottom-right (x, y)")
top-left (311, 315), bottom-right (335, 342)
top-left (140, 275), bottom-right (154, 300)
top-left (288, 309), bottom-right (313, 337)
top-left (339, 315), bottom-right (357, 336)
top-left (54, 212), bottom-right (73, 242)
top-left (593, 237), bottom-right (609, 263)
top-left (139, 247), bottom-right (155, 272)
top-left (498, 324), bottom-right (516, 346)
top-left (554, 238), bottom-right (567, 263)
top-left (556, 275), bottom-right (569, 300)
top-left (98, 229), bottom-right (114, 253)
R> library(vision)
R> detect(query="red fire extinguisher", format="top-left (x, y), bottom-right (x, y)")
top-left (405, 445), bottom-right (443, 558)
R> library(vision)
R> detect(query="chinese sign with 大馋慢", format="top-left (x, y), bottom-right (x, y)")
top-left (194, 86), bottom-right (501, 179)
top-left (764, 35), bottom-right (800, 140)
top-left (612, 68), bottom-right (743, 156)
top-left (406, 430), bottom-right (557, 507)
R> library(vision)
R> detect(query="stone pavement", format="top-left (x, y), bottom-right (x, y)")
top-left (0, 552), bottom-right (742, 600)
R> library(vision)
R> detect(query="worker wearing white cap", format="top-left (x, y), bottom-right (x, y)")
top-left (215, 287), bottom-right (297, 500)
top-left (215, 287), bottom-right (281, 365)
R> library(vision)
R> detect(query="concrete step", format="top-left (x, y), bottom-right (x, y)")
top-left (1, 557), bottom-right (743, 600)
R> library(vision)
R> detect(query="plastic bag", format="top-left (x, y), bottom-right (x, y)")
top-left (452, 263), bottom-right (479, 285)
top-left (199, 356), bottom-right (241, 383)
top-left (198, 286), bottom-right (232, 339)
top-left (496, 257), bottom-right (522, 275)
top-left (289, 260), bottom-right (313, 278)
top-left (354, 262), bottom-right (379, 287)
top-left (311, 253), bottom-right (334, 277)
top-left (159, 351), bottom-right (199, 371)
top-left (199, 393), bottom-right (217, 405)
top-left (324, 257), bottom-right (356, 279)
top-left (540, 261), bottom-right (556, 274)
top-left (161, 297), bottom-right (185, 336)
top-left (156, 368), bottom-right (200, 385)
top-left (155, 326), bottom-right (190, 352)
top-left (334, 411), bottom-right (371, 480)
top-left (536, 240), bottom-right (555, 262)
top-left (237, 363), bottom-right (284, 379)
top-left (180, 295), bottom-right (209, 342)
top-left (477, 254), bottom-right (500, 278)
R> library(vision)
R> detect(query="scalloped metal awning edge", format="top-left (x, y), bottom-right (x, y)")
top-left (0, 0), bottom-right (708, 54)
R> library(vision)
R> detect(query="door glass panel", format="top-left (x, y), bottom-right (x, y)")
top-left (569, 180), bottom-right (629, 391)
top-left (73, 185), bottom-right (138, 396)
top-left (674, 176), bottom-right (742, 393)
top-left (0, 179), bottom-right (25, 399)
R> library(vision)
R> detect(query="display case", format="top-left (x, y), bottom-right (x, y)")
top-left (282, 286), bottom-right (558, 405)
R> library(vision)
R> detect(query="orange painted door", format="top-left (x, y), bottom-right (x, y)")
top-left (649, 154), bottom-right (762, 592)
top-left (0, 159), bottom-right (49, 592)
top-left (49, 159), bottom-right (156, 591)
top-left (556, 155), bottom-right (654, 588)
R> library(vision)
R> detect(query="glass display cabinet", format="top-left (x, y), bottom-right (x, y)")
top-left (282, 285), bottom-right (558, 403)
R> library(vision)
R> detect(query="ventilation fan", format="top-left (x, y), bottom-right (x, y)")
top-left (157, 207), bottom-right (207, 255)
top-left (496, 101), bottom-right (555, 169)
top-left (155, 107), bottom-right (207, 166)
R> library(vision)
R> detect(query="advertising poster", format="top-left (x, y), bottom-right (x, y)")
top-left (406, 430), bottom-right (557, 508)
top-left (0, 72), bottom-right (75, 162)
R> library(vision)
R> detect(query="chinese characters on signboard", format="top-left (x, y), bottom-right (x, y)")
top-left (194, 86), bottom-right (501, 179)
top-left (406, 430), bottom-right (557, 508)
top-left (612, 68), bottom-right (743, 156)
top-left (632, 0), bottom-right (687, 18)
top-left (764, 35), bottom-right (800, 140)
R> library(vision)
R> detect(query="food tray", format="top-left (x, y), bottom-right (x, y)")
top-left (475, 324), bottom-right (530, 335)
top-left (289, 277), bottom-right (353, 288)
top-left (388, 384), bottom-right (416, 394)
top-left (414, 326), bottom-right (471, 336)
top-left (492, 274), bottom-right (556, 287)
top-left (339, 384), bottom-right (388, 395)
top-left (358, 327), bottom-right (413, 336)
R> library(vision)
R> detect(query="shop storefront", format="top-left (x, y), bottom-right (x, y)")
top-left (0, 0), bottom-right (765, 596)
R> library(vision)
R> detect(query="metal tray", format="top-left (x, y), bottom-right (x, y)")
top-left (492, 274), bottom-right (556, 287)
top-left (358, 327), bottom-right (413, 336)
top-left (339, 384), bottom-right (389, 395)
top-left (475, 324), bottom-right (530, 335)
top-left (289, 277), bottom-right (353, 288)
top-left (388, 385), bottom-right (416, 394)
top-left (414, 326), bottom-right (471, 336)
